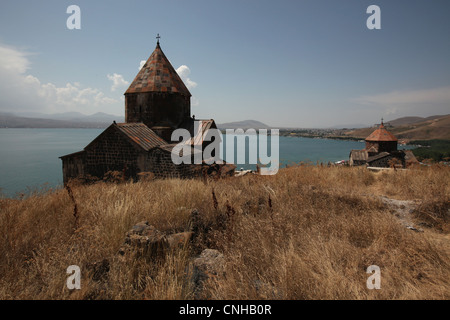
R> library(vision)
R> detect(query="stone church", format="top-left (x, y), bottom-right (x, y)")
top-left (349, 120), bottom-right (417, 168)
top-left (60, 37), bottom-right (230, 184)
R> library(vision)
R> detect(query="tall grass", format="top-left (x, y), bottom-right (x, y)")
top-left (0, 165), bottom-right (448, 299)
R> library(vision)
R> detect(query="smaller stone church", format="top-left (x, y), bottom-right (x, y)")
top-left (349, 120), bottom-right (417, 168)
top-left (60, 37), bottom-right (232, 184)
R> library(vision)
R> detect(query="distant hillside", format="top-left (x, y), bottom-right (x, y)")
top-left (344, 114), bottom-right (450, 141)
top-left (327, 123), bottom-right (369, 129)
top-left (0, 112), bottom-right (124, 128)
top-left (387, 116), bottom-right (427, 127)
top-left (1, 113), bottom-right (270, 130)
top-left (387, 115), bottom-right (447, 127)
top-left (217, 120), bottom-right (270, 130)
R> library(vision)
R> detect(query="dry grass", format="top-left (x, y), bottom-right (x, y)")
top-left (0, 165), bottom-right (448, 300)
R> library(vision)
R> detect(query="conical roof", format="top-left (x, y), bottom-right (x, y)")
top-left (125, 42), bottom-right (191, 96)
top-left (365, 122), bottom-right (398, 142)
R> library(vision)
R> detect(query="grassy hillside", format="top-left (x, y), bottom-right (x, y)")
top-left (0, 165), bottom-right (449, 300)
top-left (388, 115), bottom-right (446, 127)
top-left (411, 140), bottom-right (450, 162)
top-left (345, 115), bottom-right (450, 141)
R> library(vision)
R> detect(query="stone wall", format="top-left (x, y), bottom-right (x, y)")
top-left (61, 151), bottom-right (85, 185)
top-left (368, 152), bottom-right (405, 168)
top-left (84, 127), bottom-right (142, 179)
top-left (350, 158), bottom-right (366, 166)
top-left (367, 155), bottom-right (393, 168)
top-left (365, 141), bottom-right (397, 153)
top-left (145, 148), bottom-right (201, 179)
top-left (61, 131), bottom-right (218, 183)
top-left (125, 92), bottom-right (190, 129)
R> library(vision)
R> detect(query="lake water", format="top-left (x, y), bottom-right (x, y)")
top-left (0, 128), bottom-right (367, 198)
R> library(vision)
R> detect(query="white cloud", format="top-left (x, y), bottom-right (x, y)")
top-left (191, 96), bottom-right (199, 107)
top-left (0, 45), bottom-right (31, 73)
top-left (176, 65), bottom-right (197, 90)
top-left (107, 73), bottom-right (129, 92)
top-left (0, 43), bottom-right (122, 115)
top-left (139, 60), bottom-right (146, 70)
top-left (176, 65), bottom-right (199, 107)
top-left (352, 86), bottom-right (450, 117)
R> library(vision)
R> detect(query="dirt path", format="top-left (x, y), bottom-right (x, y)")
top-left (379, 196), bottom-right (424, 232)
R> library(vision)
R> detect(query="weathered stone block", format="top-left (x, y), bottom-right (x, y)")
top-left (119, 221), bottom-right (169, 260)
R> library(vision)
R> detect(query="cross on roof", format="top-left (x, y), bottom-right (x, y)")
top-left (156, 33), bottom-right (161, 44)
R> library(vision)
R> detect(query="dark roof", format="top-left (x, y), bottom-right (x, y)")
top-left (367, 152), bottom-right (391, 163)
top-left (114, 123), bottom-right (167, 151)
top-left (350, 149), bottom-right (368, 161)
top-left (178, 118), bottom-right (217, 145)
top-left (61, 123), bottom-right (167, 159)
top-left (158, 143), bottom-right (180, 153)
top-left (59, 150), bottom-right (85, 159)
top-left (366, 123), bottom-right (398, 142)
top-left (125, 43), bottom-right (191, 96)
top-left (159, 143), bottom-right (203, 156)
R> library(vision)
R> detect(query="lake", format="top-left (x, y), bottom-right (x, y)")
top-left (0, 128), bottom-right (367, 198)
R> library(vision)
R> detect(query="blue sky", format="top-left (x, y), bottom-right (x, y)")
top-left (0, 0), bottom-right (449, 128)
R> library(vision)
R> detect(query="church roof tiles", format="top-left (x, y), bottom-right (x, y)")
top-left (125, 42), bottom-right (191, 97)
top-left (115, 122), bottom-right (167, 151)
top-left (365, 122), bottom-right (398, 142)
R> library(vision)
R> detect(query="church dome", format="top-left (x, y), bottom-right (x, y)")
top-left (365, 122), bottom-right (398, 142)
top-left (125, 39), bottom-right (191, 97)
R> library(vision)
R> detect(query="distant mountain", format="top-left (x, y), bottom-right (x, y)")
top-left (344, 114), bottom-right (450, 141)
top-left (386, 116), bottom-right (426, 127)
top-left (15, 111), bottom-right (85, 120)
top-left (86, 112), bottom-right (124, 122)
top-left (15, 111), bottom-right (124, 123)
top-left (1, 113), bottom-right (270, 130)
top-left (387, 115), bottom-right (447, 127)
top-left (217, 120), bottom-right (271, 130)
top-left (327, 123), bottom-right (369, 129)
top-left (0, 112), bottom-right (124, 128)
